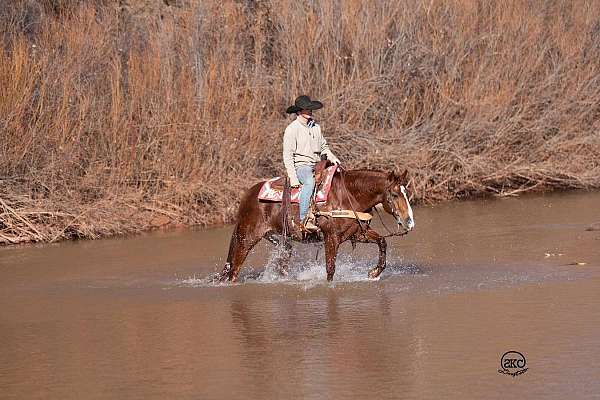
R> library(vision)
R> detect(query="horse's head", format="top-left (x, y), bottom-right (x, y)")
top-left (382, 169), bottom-right (415, 232)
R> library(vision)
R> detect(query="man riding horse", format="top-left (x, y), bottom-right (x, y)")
top-left (283, 95), bottom-right (340, 232)
top-left (218, 95), bottom-right (415, 282)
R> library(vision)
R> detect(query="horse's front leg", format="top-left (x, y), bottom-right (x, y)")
top-left (355, 228), bottom-right (387, 280)
top-left (323, 234), bottom-right (340, 281)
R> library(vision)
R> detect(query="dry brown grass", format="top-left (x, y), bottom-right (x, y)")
top-left (1, 0), bottom-right (600, 244)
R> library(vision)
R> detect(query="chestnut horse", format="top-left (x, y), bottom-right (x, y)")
top-left (219, 168), bottom-right (414, 282)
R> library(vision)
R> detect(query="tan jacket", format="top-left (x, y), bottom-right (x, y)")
top-left (283, 118), bottom-right (340, 186)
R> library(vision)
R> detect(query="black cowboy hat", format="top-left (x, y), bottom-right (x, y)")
top-left (285, 95), bottom-right (323, 114)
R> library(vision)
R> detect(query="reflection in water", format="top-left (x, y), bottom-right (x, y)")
top-left (228, 289), bottom-right (417, 400)
top-left (1, 191), bottom-right (600, 399)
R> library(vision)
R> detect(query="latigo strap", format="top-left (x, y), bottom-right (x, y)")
top-left (316, 210), bottom-right (372, 221)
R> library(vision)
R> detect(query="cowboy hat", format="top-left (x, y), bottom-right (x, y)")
top-left (285, 95), bottom-right (323, 114)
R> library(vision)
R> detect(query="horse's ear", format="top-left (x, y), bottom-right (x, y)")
top-left (399, 169), bottom-right (408, 184)
top-left (387, 171), bottom-right (398, 186)
top-left (389, 168), bottom-right (408, 183)
top-left (387, 171), bottom-right (395, 181)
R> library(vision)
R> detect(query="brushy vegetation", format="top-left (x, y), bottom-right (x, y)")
top-left (1, 0), bottom-right (599, 244)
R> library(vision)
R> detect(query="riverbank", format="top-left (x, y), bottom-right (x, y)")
top-left (1, 0), bottom-right (599, 245)
top-left (2, 183), bottom-right (599, 246)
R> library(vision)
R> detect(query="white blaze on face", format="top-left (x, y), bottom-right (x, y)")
top-left (400, 185), bottom-right (415, 229)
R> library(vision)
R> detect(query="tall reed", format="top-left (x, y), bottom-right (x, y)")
top-left (1, 0), bottom-right (599, 244)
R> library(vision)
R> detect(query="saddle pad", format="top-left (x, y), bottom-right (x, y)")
top-left (258, 165), bottom-right (338, 203)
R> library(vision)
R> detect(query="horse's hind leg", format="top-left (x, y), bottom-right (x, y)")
top-left (220, 223), bottom-right (263, 282)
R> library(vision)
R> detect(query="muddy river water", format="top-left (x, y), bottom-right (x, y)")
top-left (1, 192), bottom-right (599, 399)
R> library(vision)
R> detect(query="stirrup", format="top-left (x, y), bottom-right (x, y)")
top-left (302, 211), bottom-right (319, 231)
top-left (303, 220), bottom-right (319, 232)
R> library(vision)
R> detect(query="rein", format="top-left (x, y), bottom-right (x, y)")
top-left (339, 168), bottom-right (368, 234)
top-left (374, 206), bottom-right (409, 238)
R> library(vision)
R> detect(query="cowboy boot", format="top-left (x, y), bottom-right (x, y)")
top-left (303, 211), bottom-right (319, 232)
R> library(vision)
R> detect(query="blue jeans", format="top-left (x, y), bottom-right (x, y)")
top-left (296, 165), bottom-right (315, 221)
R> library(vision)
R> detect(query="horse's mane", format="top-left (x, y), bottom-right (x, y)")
top-left (341, 168), bottom-right (388, 193)
top-left (346, 168), bottom-right (387, 176)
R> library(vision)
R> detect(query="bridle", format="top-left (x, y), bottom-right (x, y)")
top-left (383, 188), bottom-right (400, 217)
top-left (377, 188), bottom-right (410, 238)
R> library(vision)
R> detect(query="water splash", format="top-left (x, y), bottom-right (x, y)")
top-left (178, 249), bottom-right (424, 289)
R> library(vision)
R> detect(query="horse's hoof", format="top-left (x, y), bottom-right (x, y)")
top-left (219, 263), bottom-right (235, 282)
top-left (218, 272), bottom-right (237, 283)
top-left (368, 268), bottom-right (382, 280)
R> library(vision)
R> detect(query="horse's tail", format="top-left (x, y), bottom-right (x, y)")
top-left (281, 176), bottom-right (290, 246)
